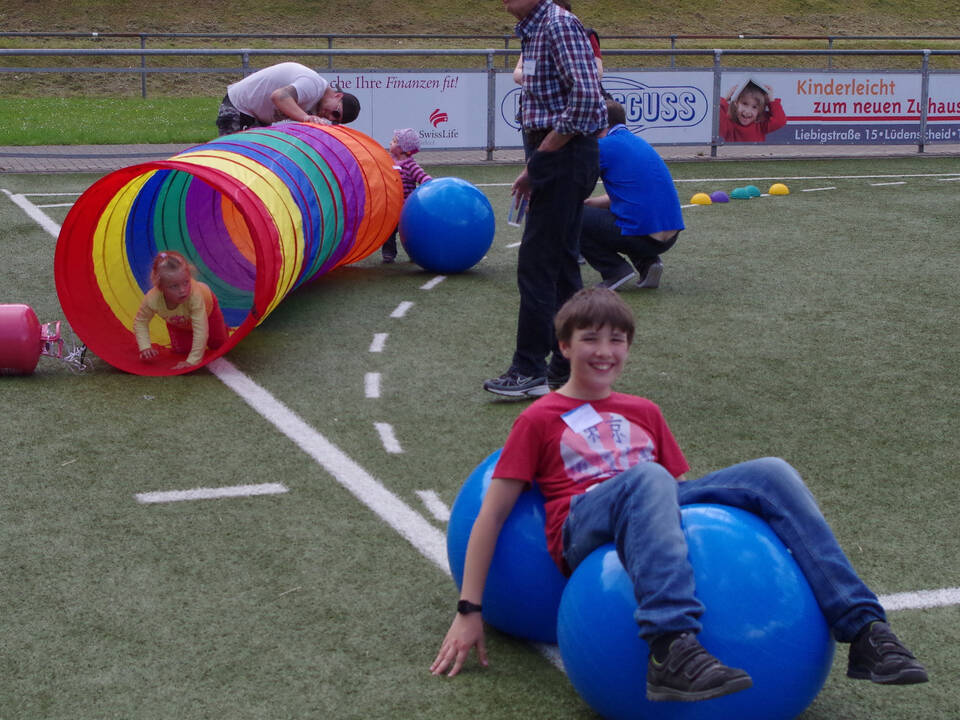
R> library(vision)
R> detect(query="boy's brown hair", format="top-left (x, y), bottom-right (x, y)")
top-left (554, 287), bottom-right (635, 345)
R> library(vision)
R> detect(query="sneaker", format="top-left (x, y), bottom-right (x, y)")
top-left (847, 621), bottom-right (929, 684)
top-left (636, 259), bottom-right (663, 289)
top-left (646, 633), bottom-right (753, 702)
top-left (483, 369), bottom-right (549, 398)
top-left (547, 367), bottom-right (569, 390)
top-left (596, 268), bottom-right (637, 291)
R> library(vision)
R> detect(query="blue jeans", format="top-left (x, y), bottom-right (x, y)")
top-left (511, 135), bottom-right (599, 377)
top-left (562, 458), bottom-right (886, 642)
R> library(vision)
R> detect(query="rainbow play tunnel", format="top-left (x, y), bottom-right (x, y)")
top-left (55, 123), bottom-right (402, 375)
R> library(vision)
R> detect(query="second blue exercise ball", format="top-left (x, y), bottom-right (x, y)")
top-left (557, 503), bottom-right (835, 720)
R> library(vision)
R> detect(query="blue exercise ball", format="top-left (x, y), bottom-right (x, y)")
top-left (556, 503), bottom-right (835, 720)
top-left (399, 177), bottom-right (495, 274)
top-left (447, 448), bottom-right (568, 643)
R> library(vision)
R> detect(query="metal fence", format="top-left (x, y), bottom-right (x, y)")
top-left (2, 44), bottom-right (960, 156)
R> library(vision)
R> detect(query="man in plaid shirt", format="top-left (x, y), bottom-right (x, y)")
top-left (484, 0), bottom-right (607, 399)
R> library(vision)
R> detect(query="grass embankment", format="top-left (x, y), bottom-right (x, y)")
top-left (2, 0), bottom-right (958, 144)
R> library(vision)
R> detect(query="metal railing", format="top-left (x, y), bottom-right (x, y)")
top-left (2, 46), bottom-right (959, 156)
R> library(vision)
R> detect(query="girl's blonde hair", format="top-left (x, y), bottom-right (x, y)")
top-left (729, 82), bottom-right (769, 123)
top-left (149, 250), bottom-right (195, 287)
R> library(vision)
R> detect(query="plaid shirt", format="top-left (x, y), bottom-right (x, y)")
top-left (516, 0), bottom-right (607, 136)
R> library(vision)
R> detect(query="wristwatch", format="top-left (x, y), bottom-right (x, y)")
top-left (457, 599), bottom-right (483, 615)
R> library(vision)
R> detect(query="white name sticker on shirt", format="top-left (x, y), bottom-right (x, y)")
top-left (523, 58), bottom-right (537, 77)
top-left (562, 403), bottom-right (604, 434)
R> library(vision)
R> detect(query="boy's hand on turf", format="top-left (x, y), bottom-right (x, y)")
top-left (430, 613), bottom-right (487, 677)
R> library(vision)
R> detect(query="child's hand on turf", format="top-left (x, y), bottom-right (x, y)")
top-left (431, 612), bottom-right (487, 677)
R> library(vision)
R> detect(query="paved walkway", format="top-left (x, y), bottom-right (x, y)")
top-left (2, 141), bottom-right (959, 173)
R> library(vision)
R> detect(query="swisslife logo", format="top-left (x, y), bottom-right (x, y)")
top-left (420, 107), bottom-right (459, 141)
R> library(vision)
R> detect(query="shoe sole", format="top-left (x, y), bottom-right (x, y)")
top-left (599, 271), bottom-right (637, 291)
top-left (847, 666), bottom-right (929, 684)
top-left (636, 263), bottom-right (662, 289)
top-left (646, 674), bottom-right (753, 702)
top-left (483, 383), bottom-right (549, 399)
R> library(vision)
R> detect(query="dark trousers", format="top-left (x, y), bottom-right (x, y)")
top-left (580, 205), bottom-right (679, 281)
top-left (511, 134), bottom-right (599, 377)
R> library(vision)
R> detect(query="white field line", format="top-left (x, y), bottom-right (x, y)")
top-left (2, 189), bottom-right (62, 237)
top-left (802, 186), bottom-right (837, 192)
top-left (365, 372), bottom-right (381, 399)
top-left (391, 300), bottom-right (414, 318)
top-left (506, 241), bottom-right (521, 248)
top-left (674, 172), bottom-right (960, 183)
top-left (421, 276), bottom-right (446, 290)
top-left (35, 202), bottom-right (77, 209)
top-left (878, 587), bottom-right (960, 611)
top-left (869, 181), bottom-right (907, 186)
top-left (369, 333), bottom-right (388, 353)
top-left (374, 422), bottom-right (403, 454)
top-left (937, 176), bottom-right (960, 182)
top-left (208, 358), bottom-right (446, 570)
top-left (416, 490), bottom-right (451, 523)
top-left (135, 483), bottom-right (288, 504)
top-left (21, 191), bottom-right (82, 196)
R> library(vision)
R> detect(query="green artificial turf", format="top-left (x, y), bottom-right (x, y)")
top-left (1, 157), bottom-right (958, 719)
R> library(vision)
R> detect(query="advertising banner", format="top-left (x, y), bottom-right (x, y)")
top-left (720, 70), bottom-right (960, 145)
top-left (322, 68), bottom-right (960, 150)
top-left (326, 70), bottom-right (489, 149)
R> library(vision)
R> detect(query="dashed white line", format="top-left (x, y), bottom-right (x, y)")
top-left (802, 186), bottom-right (837, 192)
top-left (416, 490), bottom-right (451, 522)
top-left (506, 241), bottom-right (521, 248)
top-left (369, 333), bottom-right (388, 353)
top-left (208, 358), bottom-right (444, 568)
top-left (391, 301), bottom-right (414, 318)
top-left (421, 276), bottom-right (446, 290)
top-left (365, 372), bottom-right (381, 399)
top-left (135, 482), bottom-right (288, 504)
top-left (870, 181), bottom-right (907, 186)
top-left (374, 422), bottom-right (403, 454)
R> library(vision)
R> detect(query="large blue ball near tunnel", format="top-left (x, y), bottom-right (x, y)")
top-left (557, 504), bottom-right (835, 720)
top-left (400, 177), bottom-right (495, 274)
top-left (446, 448), bottom-right (567, 643)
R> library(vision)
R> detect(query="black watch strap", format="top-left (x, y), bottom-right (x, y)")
top-left (457, 599), bottom-right (483, 615)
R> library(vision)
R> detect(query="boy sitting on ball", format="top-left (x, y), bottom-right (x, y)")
top-left (431, 287), bottom-right (928, 701)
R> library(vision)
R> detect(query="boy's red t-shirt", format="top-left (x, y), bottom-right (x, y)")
top-left (493, 391), bottom-right (690, 572)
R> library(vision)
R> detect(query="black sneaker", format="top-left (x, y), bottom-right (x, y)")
top-left (847, 621), bottom-right (929, 684)
top-left (646, 633), bottom-right (753, 702)
top-left (636, 259), bottom-right (663, 289)
top-left (483, 369), bottom-right (549, 398)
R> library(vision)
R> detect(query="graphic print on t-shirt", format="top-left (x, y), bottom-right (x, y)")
top-left (559, 411), bottom-right (655, 485)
